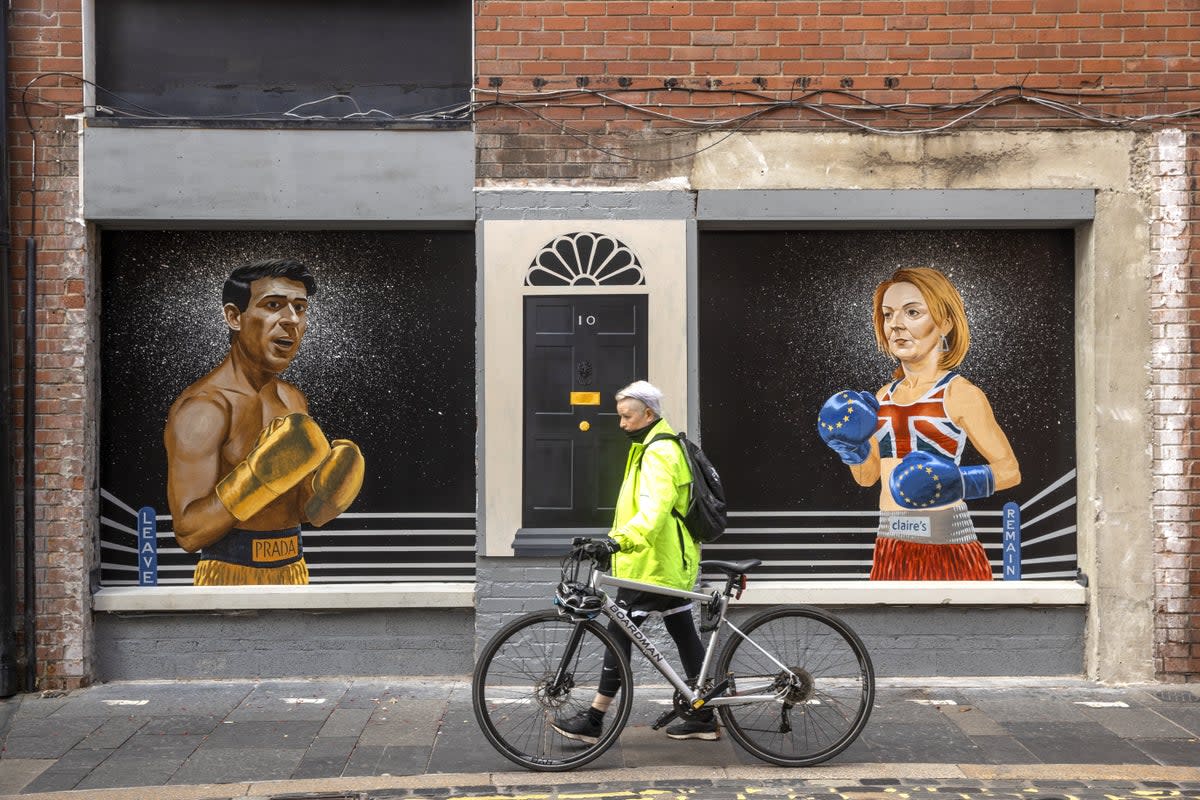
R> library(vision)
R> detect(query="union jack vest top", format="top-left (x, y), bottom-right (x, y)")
top-left (874, 371), bottom-right (966, 463)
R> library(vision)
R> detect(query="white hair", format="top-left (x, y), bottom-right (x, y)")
top-left (615, 380), bottom-right (663, 418)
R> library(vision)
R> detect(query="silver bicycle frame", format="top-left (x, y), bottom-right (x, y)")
top-left (589, 570), bottom-right (798, 708)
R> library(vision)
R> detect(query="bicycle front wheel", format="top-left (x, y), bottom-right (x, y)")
top-left (472, 609), bottom-right (633, 771)
top-left (716, 605), bottom-right (874, 767)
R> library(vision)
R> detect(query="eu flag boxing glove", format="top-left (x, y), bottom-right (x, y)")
top-left (818, 390), bottom-right (880, 465)
top-left (216, 413), bottom-right (331, 521)
top-left (888, 450), bottom-right (995, 509)
top-left (304, 439), bottom-right (365, 527)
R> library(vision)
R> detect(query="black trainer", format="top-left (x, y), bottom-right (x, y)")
top-left (665, 714), bottom-right (720, 740)
top-left (551, 709), bottom-right (602, 744)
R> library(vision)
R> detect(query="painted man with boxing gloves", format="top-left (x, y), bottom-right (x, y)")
top-left (165, 259), bottom-right (364, 586)
top-left (818, 266), bottom-right (1020, 580)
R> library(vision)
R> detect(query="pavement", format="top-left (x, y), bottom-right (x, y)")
top-left (0, 677), bottom-right (1197, 799)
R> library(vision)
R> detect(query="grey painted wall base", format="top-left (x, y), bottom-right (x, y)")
top-left (95, 609), bottom-right (474, 681)
top-left (475, 557), bottom-right (1085, 677)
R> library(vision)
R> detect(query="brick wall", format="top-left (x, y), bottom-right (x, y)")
top-left (1150, 130), bottom-right (1199, 683)
top-left (475, 2), bottom-right (1200, 681)
top-left (475, 1), bottom-right (1200, 182)
top-left (8, 0), bottom-right (93, 689)
top-left (3, 1), bottom-right (1196, 685)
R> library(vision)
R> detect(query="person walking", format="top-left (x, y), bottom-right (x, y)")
top-left (552, 380), bottom-right (718, 743)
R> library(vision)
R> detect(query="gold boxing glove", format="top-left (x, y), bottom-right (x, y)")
top-left (216, 413), bottom-right (331, 521)
top-left (304, 440), bottom-right (365, 527)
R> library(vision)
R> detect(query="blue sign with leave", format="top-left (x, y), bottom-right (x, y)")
top-left (137, 507), bottom-right (158, 586)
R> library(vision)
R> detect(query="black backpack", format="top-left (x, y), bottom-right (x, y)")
top-left (643, 432), bottom-right (728, 543)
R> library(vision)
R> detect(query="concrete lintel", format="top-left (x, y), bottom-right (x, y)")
top-left (697, 189), bottom-right (1095, 227)
top-left (81, 125), bottom-right (475, 224)
top-left (729, 580), bottom-right (1087, 606)
top-left (475, 188), bottom-right (695, 219)
top-left (93, 582), bottom-right (476, 612)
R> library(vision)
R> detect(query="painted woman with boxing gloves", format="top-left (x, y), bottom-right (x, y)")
top-left (818, 266), bottom-right (1020, 580)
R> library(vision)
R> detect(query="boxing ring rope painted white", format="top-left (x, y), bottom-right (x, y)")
top-left (98, 489), bottom-right (476, 585)
top-left (99, 468), bottom-right (1076, 584)
top-left (704, 468), bottom-right (1079, 580)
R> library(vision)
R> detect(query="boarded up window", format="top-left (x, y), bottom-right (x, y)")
top-left (699, 229), bottom-right (1077, 581)
top-left (99, 230), bottom-right (476, 585)
top-left (94, 0), bottom-right (471, 120)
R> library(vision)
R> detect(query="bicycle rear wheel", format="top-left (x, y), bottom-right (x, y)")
top-left (472, 609), bottom-right (633, 771)
top-left (715, 605), bottom-right (874, 767)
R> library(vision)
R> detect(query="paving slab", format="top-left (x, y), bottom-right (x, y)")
top-left (1004, 720), bottom-right (1158, 765)
top-left (961, 734), bottom-right (1038, 765)
top-left (1079, 705), bottom-right (1199, 740)
top-left (317, 708), bottom-right (373, 739)
top-left (15, 748), bottom-right (115, 795)
top-left (860, 720), bottom-right (986, 763)
top-left (225, 680), bottom-right (348, 723)
top-left (616, 721), bottom-right (738, 768)
top-left (1154, 706), bottom-right (1200, 737)
top-left (0, 758), bottom-right (53, 795)
top-left (961, 692), bottom-right (1091, 723)
top-left (291, 734), bottom-right (358, 779)
top-left (168, 745), bottom-right (305, 785)
top-left (1128, 738), bottom-right (1200, 767)
top-left (197, 719), bottom-right (324, 749)
top-left (0, 717), bottom-right (104, 758)
top-left (138, 714), bottom-right (223, 736)
top-left (17, 767), bottom-right (91, 795)
top-left (938, 703), bottom-right (1008, 737)
top-left (360, 699), bottom-right (446, 746)
top-left (54, 682), bottom-right (252, 718)
top-left (424, 701), bottom-right (515, 774)
top-left (7, 695), bottom-right (69, 721)
top-left (75, 715), bottom-right (148, 749)
top-left (344, 744), bottom-right (433, 777)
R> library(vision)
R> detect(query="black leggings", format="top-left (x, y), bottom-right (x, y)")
top-left (597, 602), bottom-right (706, 698)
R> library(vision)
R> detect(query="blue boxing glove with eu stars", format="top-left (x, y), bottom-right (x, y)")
top-left (817, 390), bottom-right (880, 465)
top-left (888, 450), bottom-right (995, 509)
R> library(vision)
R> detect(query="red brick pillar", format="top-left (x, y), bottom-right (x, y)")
top-left (8, 0), bottom-right (93, 689)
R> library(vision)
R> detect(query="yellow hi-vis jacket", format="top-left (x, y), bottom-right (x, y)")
top-left (609, 417), bottom-right (699, 591)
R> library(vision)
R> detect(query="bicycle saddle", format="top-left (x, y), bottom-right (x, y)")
top-left (699, 559), bottom-right (761, 575)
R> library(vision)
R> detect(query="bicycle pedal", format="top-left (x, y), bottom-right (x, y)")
top-left (651, 708), bottom-right (681, 730)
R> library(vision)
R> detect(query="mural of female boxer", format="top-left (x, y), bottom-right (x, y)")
top-left (164, 258), bottom-right (365, 586)
top-left (818, 266), bottom-right (1020, 580)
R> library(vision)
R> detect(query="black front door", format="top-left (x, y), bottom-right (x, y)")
top-left (523, 295), bottom-right (649, 528)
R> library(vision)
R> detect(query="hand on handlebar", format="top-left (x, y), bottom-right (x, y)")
top-left (580, 537), bottom-right (621, 558)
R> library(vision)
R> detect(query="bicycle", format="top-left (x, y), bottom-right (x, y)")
top-left (472, 538), bottom-right (875, 771)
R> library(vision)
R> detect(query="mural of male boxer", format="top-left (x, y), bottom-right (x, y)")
top-left (818, 266), bottom-right (1020, 580)
top-left (164, 259), bottom-right (365, 586)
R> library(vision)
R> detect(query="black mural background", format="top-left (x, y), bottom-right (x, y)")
top-left (100, 230), bottom-right (476, 518)
top-left (698, 229), bottom-right (1076, 518)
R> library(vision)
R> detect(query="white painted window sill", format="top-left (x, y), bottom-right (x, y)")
top-left (93, 579), bottom-right (1084, 613)
top-left (728, 580), bottom-right (1086, 606)
top-left (92, 582), bottom-right (476, 612)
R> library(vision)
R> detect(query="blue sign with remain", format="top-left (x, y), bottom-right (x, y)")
top-left (1002, 501), bottom-right (1021, 581)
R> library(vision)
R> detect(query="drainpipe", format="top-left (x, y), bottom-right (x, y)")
top-left (20, 43), bottom-right (38, 691)
top-left (0, 1), bottom-right (18, 699)
top-left (22, 230), bottom-right (35, 694)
